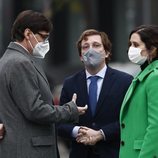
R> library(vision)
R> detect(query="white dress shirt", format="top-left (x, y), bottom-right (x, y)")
top-left (72, 65), bottom-right (107, 138)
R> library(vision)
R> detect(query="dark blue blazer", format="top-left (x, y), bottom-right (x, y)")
top-left (58, 66), bottom-right (133, 158)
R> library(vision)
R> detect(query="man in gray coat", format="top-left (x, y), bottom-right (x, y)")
top-left (0, 10), bottom-right (87, 158)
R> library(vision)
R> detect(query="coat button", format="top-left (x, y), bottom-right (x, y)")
top-left (121, 141), bottom-right (125, 146)
top-left (121, 123), bottom-right (125, 128)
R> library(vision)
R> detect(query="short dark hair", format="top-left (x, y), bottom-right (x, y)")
top-left (77, 29), bottom-right (112, 62)
top-left (11, 10), bottom-right (53, 41)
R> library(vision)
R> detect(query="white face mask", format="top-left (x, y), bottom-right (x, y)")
top-left (29, 33), bottom-right (50, 58)
top-left (128, 46), bottom-right (147, 65)
top-left (33, 41), bottom-right (50, 58)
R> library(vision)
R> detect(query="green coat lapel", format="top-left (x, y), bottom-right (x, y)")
top-left (120, 78), bottom-right (138, 120)
top-left (120, 60), bottom-right (158, 120)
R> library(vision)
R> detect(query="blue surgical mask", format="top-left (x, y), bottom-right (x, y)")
top-left (82, 48), bottom-right (105, 68)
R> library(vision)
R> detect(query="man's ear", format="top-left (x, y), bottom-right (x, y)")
top-left (105, 51), bottom-right (110, 58)
top-left (24, 28), bottom-right (32, 40)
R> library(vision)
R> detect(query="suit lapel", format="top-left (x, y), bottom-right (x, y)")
top-left (77, 70), bottom-right (93, 117)
top-left (78, 71), bottom-right (89, 104)
top-left (120, 60), bottom-right (158, 120)
top-left (122, 79), bottom-right (138, 105)
top-left (95, 67), bottom-right (115, 116)
top-left (120, 79), bottom-right (138, 120)
top-left (120, 60), bottom-right (158, 119)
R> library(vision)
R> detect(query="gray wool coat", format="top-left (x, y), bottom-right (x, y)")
top-left (0, 42), bottom-right (79, 158)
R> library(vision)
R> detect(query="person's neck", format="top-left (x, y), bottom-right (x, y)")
top-left (140, 61), bottom-right (148, 71)
top-left (15, 40), bottom-right (31, 54)
top-left (140, 57), bottom-right (158, 70)
top-left (86, 64), bottom-right (105, 75)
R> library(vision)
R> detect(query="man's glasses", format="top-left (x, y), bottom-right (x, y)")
top-left (37, 32), bottom-right (49, 42)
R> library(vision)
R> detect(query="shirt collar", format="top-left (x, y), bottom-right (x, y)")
top-left (86, 65), bottom-right (107, 79)
top-left (14, 42), bottom-right (30, 53)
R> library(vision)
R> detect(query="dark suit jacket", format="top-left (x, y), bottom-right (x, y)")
top-left (58, 67), bottom-right (133, 158)
top-left (0, 42), bottom-right (79, 158)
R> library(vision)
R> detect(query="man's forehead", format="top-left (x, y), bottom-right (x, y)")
top-left (82, 35), bottom-right (102, 43)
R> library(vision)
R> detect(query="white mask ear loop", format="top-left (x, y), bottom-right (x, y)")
top-left (32, 33), bottom-right (39, 43)
top-left (28, 33), bottom-right (39, 52)
top-left (28, 40), bottom-right (34, 50)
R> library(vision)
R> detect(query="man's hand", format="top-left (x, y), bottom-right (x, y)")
top-left (0, 124), bottom-right (5, 140)
top-left (72, 93), bottom-right (88, 115)
top-left (76, 126), bottom-right (104, 145)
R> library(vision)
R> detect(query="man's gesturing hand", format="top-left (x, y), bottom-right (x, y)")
top-left (72, 93), bottom-right (88, 115)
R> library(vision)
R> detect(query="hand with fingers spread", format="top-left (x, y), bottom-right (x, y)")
top-left (71, 93), bottom-right (88, 115)
top-left (76, 126), bottom-right (104, 145)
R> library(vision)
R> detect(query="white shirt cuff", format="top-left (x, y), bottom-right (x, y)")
top-left (100, 129), bottom-right (106, 140)
top-left (72, 126), bottom-right (80, 138)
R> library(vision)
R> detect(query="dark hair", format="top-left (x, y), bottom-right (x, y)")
top-left (11, 10), bottom-right (53, 41)
top-left (77, 29), bottom-right (112, 62)
top-left (129, 25), bottom-right (158, 61)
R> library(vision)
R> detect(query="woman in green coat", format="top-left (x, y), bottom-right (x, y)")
top-left (120, 25), bottom-right (158, 158)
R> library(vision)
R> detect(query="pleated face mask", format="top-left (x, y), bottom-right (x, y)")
top-left (82, 48), bottom-right (106, 68)
top-left (29, 33), bottom-right (50, 58)
top-left (128, 46), bottom-right (147, 65)
top-left (32, 40), bottom-right (50, 58)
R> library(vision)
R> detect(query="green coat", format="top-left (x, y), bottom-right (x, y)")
top-left (120, 60), bottom-right (158, 158)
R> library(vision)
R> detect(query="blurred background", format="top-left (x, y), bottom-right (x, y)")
top-left (0, 0), bottom-right (158, 157)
